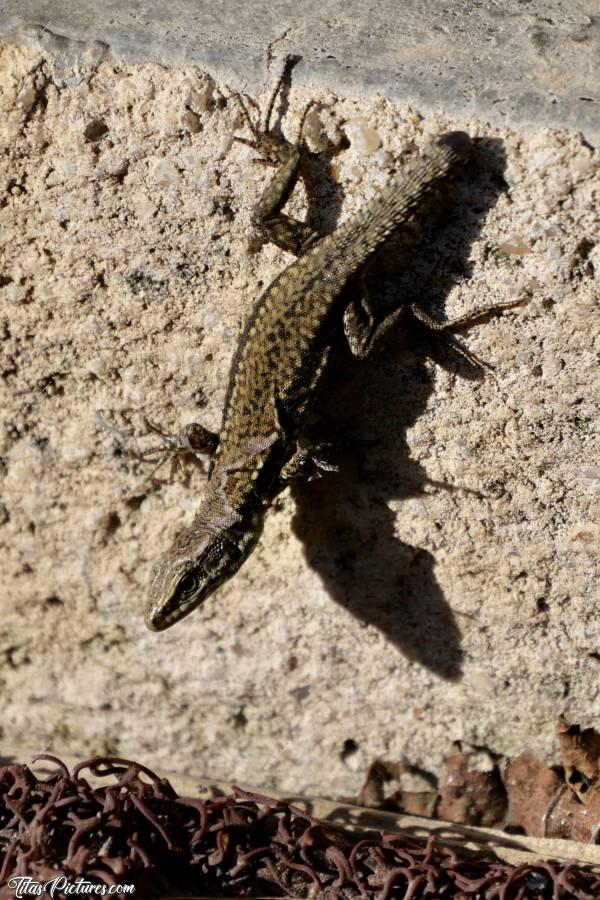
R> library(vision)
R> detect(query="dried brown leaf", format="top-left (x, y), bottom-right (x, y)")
top-left (437, 741), bottom-right (507, 829)
top-left (558, 716), bottom-right (600, 799)
top-left (546, 783), bottom-right (600, 843)
top-left (504, 750), bottom-right (563, 837)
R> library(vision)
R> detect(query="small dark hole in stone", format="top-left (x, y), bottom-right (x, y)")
top-left (232, 708), bottom-right (248, 730)
top-left (102, 511), bottom-right (122, 536)
top-left (125, 494), bottom-right (146, 511)
top-left (84, 118), bottom-right (109, 142)
top-left (341, 739), bottom-right (359, 761)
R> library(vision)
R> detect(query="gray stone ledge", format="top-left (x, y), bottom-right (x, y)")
top-left (1, 0), bottom-right (599, 144)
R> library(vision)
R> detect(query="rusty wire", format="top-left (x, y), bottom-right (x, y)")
top-left (0, 755), bottom-right (599, 898)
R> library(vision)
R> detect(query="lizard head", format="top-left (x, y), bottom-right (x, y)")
top-left (144, 511), bottom-right (265, 631)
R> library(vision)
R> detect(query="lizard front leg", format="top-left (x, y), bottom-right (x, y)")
top-left (135, 419), bottom-right (219, 481)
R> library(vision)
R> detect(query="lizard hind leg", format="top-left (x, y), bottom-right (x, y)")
top-left (231, 57), bottom-right (324, 256)
top-left (261, 53), bottom-right (300, 133)
top-left (134, 418), bottom-right (219, 482)
top-left (295, 98), bottom-right (319, 144)
top-left (343, 275), bottom-right (410, 360)
top-left (280, 440), bottom-right (341, 485)
top-left (408, 295), bottom-right (529, 371)
top-left (231, 54), bottom-right (299, 155)
top-left (258, 55), bottom-right (327, 154)
top-left (231, 93), bottom-right (261, 148)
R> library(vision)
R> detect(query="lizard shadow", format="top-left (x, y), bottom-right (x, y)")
top-left (289, 137), bottom-right (509, 681)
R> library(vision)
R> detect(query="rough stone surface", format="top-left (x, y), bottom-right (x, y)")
top-left (0, 1), bottom-right (599, 143)
top-left (0, 39), bottom-right (598, 797)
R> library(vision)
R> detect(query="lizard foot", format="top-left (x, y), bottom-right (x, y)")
top-left (132, 418), bottom-right (218, 481)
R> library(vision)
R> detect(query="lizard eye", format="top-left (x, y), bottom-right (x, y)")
top-left (177, 570), bottom-right (200, 600)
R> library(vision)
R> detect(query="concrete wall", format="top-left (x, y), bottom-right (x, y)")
top-left (0, 3), bottom-right (598, 796)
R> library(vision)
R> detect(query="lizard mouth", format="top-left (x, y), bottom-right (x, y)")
top-left (145, 561), bottom-right (219, 631)
top-left (144, 534), bottom-right (245, 631)
top-left (145, 565), bottom-right (220, 631)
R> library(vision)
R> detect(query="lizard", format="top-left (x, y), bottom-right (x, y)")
top-left (144, 60), bottom-right (523, 631)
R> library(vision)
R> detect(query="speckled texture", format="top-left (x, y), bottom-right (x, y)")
top-left (0, 41), bottom-right (598, 795)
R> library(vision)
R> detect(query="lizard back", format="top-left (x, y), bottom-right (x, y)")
top-left (213, 132), bottom-right (471, 502)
